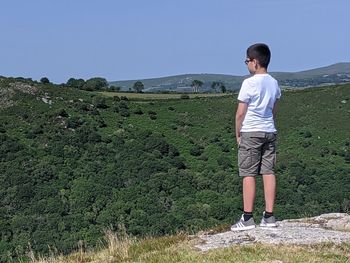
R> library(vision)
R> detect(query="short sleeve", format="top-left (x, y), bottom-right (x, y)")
top-left (237, 79), bottom-right (251, 103)
top-left (276, 81), bottom-right (281, 99)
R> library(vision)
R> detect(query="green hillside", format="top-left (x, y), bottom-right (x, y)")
top-left (0, 76), bottom-right (349, 262)
top-left (109, 62), bottom-right (350, 91)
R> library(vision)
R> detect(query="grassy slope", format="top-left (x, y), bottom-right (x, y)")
top-left (30, 233), bottom-right (350, 263)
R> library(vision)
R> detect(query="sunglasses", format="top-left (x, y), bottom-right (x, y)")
top-left (244, 58), bottom-right (253, 65)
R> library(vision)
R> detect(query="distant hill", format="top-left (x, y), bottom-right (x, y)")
top-left (110, 74), bottom-right (244, 93)
top-left (109, 62), bottom-right (350, 92)
top-left (272, 62), bottom-right (350, 88)
top-left (287, 62), bottom-right (350, 77)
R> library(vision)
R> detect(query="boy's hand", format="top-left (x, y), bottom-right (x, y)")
top-left (235, 101), bottom-right (248, 146)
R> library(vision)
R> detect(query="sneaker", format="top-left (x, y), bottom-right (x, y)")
top-left (230, 214), bottom-right (256, 231)
top-left (260, 212), bottom-right (277, 227)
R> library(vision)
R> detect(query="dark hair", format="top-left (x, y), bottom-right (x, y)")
top-left (246, 43), bottom-right (271, 69)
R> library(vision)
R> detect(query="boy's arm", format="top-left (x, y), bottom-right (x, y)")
top-left (235, 101), bottom-right (248, 145)
top-left (272, 99), bottom-right (279, 120)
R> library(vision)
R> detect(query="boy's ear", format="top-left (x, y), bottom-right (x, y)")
top-left (254, 59), bottom-right (261, 69)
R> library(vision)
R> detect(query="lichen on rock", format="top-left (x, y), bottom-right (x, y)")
top-left (196, 213), bottom-right (350, 251)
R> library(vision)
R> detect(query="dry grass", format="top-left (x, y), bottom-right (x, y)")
top-left (27, 226), bottom-right (135, 263)
top-left (27, 231), bottom-right (350, 263)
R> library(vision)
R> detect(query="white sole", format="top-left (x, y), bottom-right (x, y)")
top-left (260, 224), bottom-right (277, 228)
top-left (230, 225), bottom-right (256, 231)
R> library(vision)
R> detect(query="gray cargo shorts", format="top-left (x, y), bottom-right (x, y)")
top-left (238, 132), bottom-right (277, 177)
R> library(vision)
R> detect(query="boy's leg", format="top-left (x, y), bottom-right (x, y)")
top-left (239, 132), bottom-right (265, 213)
top-left (243, 176), bottom-right (256, 212)
top-left (232, 132), bottom-right (263, 231)
top-left (262, 174), bottom-right (276, 213)
top-left (261, 133), bottom-right (277, 213)
top-left (261, 173), bottom-right (277, 227)
top-left (231, 175), bottom-right (256, 231)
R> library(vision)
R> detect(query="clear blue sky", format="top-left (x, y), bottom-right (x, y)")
top-left (0, 0), bottom-right (349, 83)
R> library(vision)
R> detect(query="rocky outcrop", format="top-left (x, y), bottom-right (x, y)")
top-left (8, 82), bottom-right (38, 95)
top-left (196, 213), bottom-right (350, 251)
top-left (0, 82), bottom-right (38, 108)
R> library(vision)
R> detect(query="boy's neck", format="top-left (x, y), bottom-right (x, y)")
top-left (254, 67), bottom-right (268, 75)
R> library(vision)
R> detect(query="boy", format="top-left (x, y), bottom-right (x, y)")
top-left (231, 43), bottom-right (281, 231)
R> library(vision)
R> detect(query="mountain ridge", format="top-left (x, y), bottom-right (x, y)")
top-left (109, 62), bottom-right (350, 92)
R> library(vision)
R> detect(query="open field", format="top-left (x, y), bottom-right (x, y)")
top-left (98, 91), bottom-right (233, 100)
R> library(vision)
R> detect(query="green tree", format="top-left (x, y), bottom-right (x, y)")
top-left (67, 78), bottom-right (85, 89)
top-left (109, 85), bottom-right (121, 91)
top-left (211, 81), bottom-right (226, 93)
top-left (40, 77), bottom-right (50, 84)
top-left (221, 85), bottom-right (226, 93)
top-left (82, 77), bottom-right (108, 91)
top-left (191, 80), bottom-right (203, 93)
top-left (133, 81), bottom-right (144, 93)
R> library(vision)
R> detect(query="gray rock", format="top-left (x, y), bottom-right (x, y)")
top-left (0, 82), bottom-right (38, 109)
top-left (196, 213), bottom-right (350, 251)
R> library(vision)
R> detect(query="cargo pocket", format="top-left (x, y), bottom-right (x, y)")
top-left (238, 148), bottom-right (251, 170)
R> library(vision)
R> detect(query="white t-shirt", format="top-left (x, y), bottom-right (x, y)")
top-left (237, 74), bottom-right (281, 133)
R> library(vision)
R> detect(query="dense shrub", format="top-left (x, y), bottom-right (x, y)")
top-left (93, 97), bottom-right (108, 109)
top-left (119, 101), bottom-right (129, 109)
top-left (148, 110), bottom-right (157, 120)
top-left (300, 130), bottom-right (312, 138)
top-left (133, 108), bottom-right (144, 115)
top-left (57, 109), bottom-right (69, 117)
top-left (217, 156), bottom-right (232, 169)
top-left (190, 145), bottom-right (203, 156)
top-left (119, 108), bottom-right (130, 117)
top-left (66, 116), bottom-right (85, 129)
